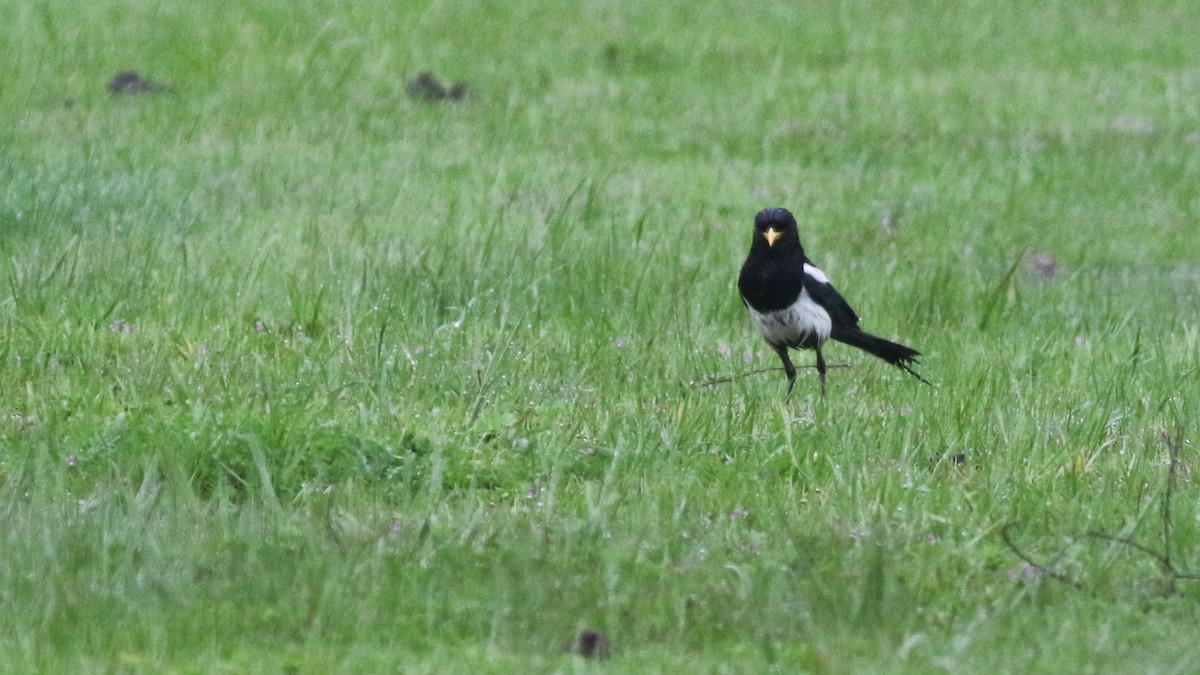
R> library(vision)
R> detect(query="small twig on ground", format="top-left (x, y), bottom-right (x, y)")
top-left (1163, 430), bottom-right (1179, 576)
top-left (1000, 522), bottom-right (1084, 589)
top-left (1083, 531), bottom-right (1170, 571)
top-left (692, 364), bottom-right (849, 388)
top-left (1003, 429), bottom-right (1200, 592)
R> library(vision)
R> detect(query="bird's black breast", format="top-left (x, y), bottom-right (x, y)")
top-left (738, 254), bottom-right (804, 312)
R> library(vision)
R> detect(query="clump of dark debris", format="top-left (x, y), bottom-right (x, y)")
top-left (108, 71), bottom-right (171, 95)
top-left (575, 629), bottom-right (611, 660)
top-left (405, 71), bottom-right (468, 101)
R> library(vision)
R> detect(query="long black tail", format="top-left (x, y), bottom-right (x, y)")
top-left (833, 328), bottom-right (930, 385)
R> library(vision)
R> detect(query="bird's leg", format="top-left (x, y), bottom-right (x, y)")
top-left (775, 345), bottom-right (797, 400)
top-left (815, 346), bottom-right (827, 397)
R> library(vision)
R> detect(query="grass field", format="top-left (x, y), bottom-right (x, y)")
top-left (4, 0), bottom-right (1200, 671)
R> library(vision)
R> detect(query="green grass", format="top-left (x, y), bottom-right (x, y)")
top-left (4, 0), bottom-right (1200, 671)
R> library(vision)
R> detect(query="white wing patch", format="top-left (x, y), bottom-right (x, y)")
top-left (747, 288), bottom-right (832, 349)
top-left (803, 263), bottom-right (829, 284)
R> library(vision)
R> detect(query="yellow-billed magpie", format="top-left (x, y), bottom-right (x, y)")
top-left (737, 207), bottom-right (928, 397)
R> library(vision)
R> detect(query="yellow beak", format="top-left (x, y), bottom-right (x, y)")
top-left (763, 227), bottom-right (781, 247)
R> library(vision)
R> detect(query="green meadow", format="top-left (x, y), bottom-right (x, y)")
top-left (3, 0), bottom-right (1200, 671)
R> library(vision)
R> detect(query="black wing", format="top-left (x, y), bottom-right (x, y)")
top-left (802, 273), bottom-right (861, 336)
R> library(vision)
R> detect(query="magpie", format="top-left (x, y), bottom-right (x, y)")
top-left (737, 207), bottom-right (927, 397)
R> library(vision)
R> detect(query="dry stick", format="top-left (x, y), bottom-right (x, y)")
top-left (1082, 432), bottom-right (1200, 586)
top-left (692, 364), bottom-right (849, 388)
top-left (1164, 430), bottom-right (1178, 576)
top-left (1083, 531), bottom-right (1170, 570)
top-left (1079, 531), bottom-right (1200, 582)
top-left (1008, 430), bottom-right (1200, 592)
top-left (999, 522), bottom-right (1084, 589)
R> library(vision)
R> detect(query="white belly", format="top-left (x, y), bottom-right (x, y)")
top-left (748, 288), bottom-right (832, 348)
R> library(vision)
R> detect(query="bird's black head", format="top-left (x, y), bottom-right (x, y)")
top-left (751, 207), bottom-right (803, 255)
